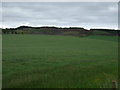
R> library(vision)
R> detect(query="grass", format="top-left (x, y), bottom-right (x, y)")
top-left (2, 34), bottom-right (118, 88)
top-left (0, 34), bottom-right (2, 89)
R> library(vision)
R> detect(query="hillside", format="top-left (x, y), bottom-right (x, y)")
top-left (2, 26), bottom-right (120, 36)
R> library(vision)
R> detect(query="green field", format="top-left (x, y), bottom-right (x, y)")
top-left (2, 34), bottom-right (118, 88)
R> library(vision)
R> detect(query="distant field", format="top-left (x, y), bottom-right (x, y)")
top-left (2, 34), bottom-right (118, 88)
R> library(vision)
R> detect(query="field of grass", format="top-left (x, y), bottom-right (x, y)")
top-left (0, 34), bottom-right (2, 89)
top-left (2, 34), bottom-right (118, 88)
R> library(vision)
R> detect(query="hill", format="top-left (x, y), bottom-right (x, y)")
top-left (2, 26), bottom-right (120, 36)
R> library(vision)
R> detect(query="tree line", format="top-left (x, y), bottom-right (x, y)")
top-left (2, 26), bottom-right (120, 36)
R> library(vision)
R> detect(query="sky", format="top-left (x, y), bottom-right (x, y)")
top-left (1, 2), bottom-right (118, 29)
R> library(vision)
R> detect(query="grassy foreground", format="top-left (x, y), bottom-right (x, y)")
top-left (2, 35), bottom-right (118, 88)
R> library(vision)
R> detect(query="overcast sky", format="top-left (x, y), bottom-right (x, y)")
top-left (1, 2), bottom-right (118, 29)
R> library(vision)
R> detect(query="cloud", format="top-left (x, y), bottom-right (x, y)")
top-left (1, 2), bottom-right (118, 29)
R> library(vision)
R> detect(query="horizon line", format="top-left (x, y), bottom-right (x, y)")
top-left (0, 25), bottom-right (118, 30)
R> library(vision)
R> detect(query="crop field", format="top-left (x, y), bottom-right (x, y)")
top-left (2, 34), bottom-right (118, 88)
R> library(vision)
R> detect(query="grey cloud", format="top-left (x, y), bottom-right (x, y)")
top-left (1, 2), bottom-right (118, 29)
